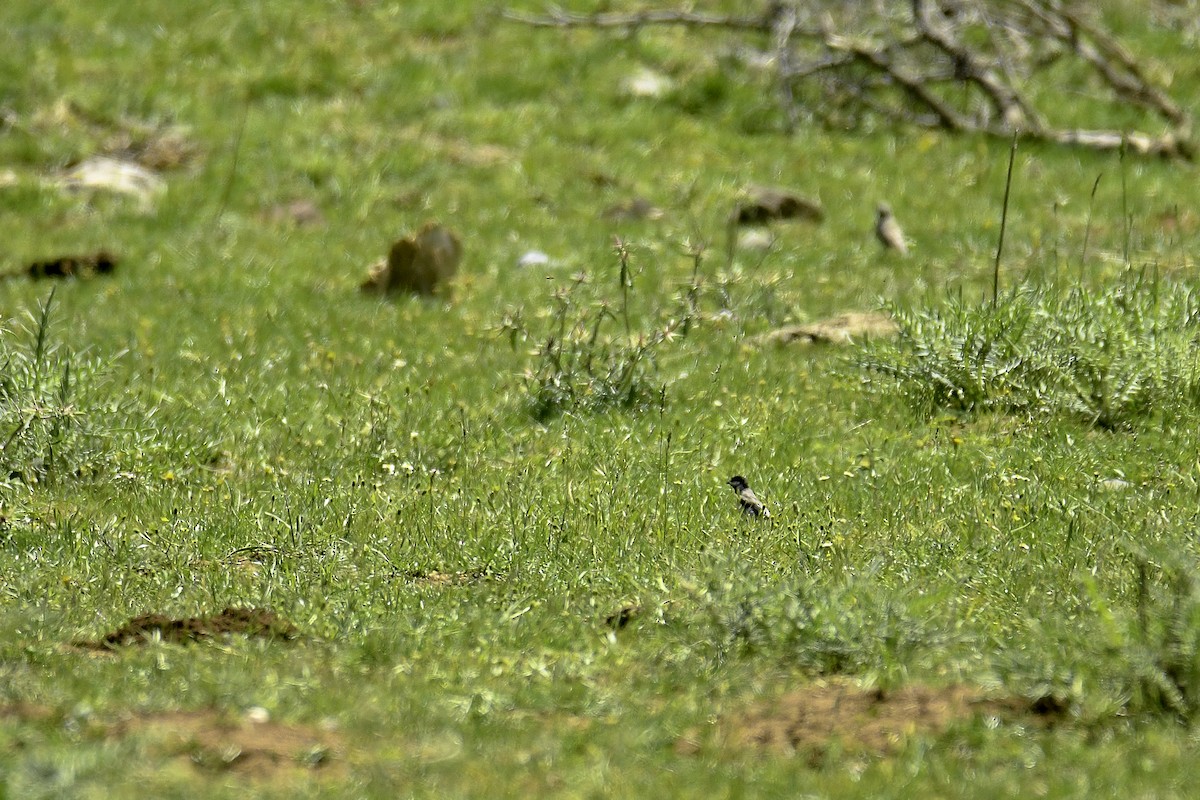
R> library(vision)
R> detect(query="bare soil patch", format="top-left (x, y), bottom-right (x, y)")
top-left (73, 607), bottom-right (300, 650)
top-left (0, 703), bottom-right (339, 780)
top-left (756, 312), bottom-right (899, 347)
top-left (261, 198), bottom-right (325, 227)
top-left (681, 679), bottom-right (1065, 760)
top-left (0, 701), bottom-right (60, 725)
top-left (404, 568), bottom-right (492, 587)
top-left (601, 196), bottom-right (664, 222)
top-left (114, 709), bottom-right (341, 779)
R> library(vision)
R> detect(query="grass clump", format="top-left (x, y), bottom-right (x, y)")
top-left (687, 562), bottom-right (956, 680)
top-left (502, 243), bottom-right (692, 421)
top-left (0, 289), bottom-right (122, 487)
top-left (858, 275), bottom-right (1200, 428)
top-left (1084, 548), bottom-right (1200, 722)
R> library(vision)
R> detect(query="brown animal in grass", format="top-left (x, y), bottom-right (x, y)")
top-left (361, 223), bottom-right (462, 296)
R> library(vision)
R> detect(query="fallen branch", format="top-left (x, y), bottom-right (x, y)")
top-left (506, 1), bottom-right (1194, 160)
top-left (500, 8), bottom-right (772, 32)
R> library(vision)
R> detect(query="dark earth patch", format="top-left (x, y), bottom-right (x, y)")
top-left (678, 679), bottom-right (1065, 760)
top-left (2, 250), bottom-right (118, 281)
top-left (73, 607), bottom-right (299, 650)
top-left (730, 185), bottom-right (825, 226)
top-left (604, 603), bottom-right (642, 629)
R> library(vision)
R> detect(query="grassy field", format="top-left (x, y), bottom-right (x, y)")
top-left (3, 1), bottom-right (1200, 796)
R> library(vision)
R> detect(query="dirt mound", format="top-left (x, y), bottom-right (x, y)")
top-left (681, 679), bottom-right (1064, 759)
top-left (75, 607), bottom-right (299, 650)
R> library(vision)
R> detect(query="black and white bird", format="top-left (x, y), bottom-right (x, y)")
top-left (875, 202), bottom-right (908, 255)
top-left (727, 475), bottom-right (771, 518)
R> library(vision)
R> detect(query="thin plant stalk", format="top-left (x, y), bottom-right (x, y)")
top-left (993, 131), bottom-right (1018, 309)
top-left (614, 237), bottom-right (632, 338)
top-left (1082, 173), bottom-right (1103, 282)
top-left (1120, 138), bottom-right (1132, 268)
top-left (212, 91), bottom-right (251, 228)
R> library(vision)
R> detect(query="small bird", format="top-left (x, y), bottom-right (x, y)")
top-left (875, 202), bottom-right (908, 255)
top-left (727, 475), bottom-right (771, 519)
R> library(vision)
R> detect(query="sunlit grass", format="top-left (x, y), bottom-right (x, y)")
top-left (2, 1), bottom-right (1200, 797)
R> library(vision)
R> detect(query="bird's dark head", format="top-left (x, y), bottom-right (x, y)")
top-left (877, 202), bottom-right (892, 219)
top-left (727, 475), bottom-right (748, 491)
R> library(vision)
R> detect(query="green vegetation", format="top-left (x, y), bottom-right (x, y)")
top-left (860, 276), bottom-right (1200, 428)
top-left (2, 1), bottom-right (1200, 797)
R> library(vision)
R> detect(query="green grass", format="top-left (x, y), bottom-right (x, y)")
top-left (859, 275), bottom-right (1200, 428)
top-left (3, 1), bottom-right (1200, 797)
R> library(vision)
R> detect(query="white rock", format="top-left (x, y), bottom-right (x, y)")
top-left (517, 250), bottom-right (550, 268)
top-left (623, 68), bottom-right (673, 99)
top-left (244, 706), bottom-right (271, 724)
top-left (59, 156), bottom-right (165, 209)
top-left (738, 229), bottom-right (776, 251)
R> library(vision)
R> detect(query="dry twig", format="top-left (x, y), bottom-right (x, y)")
top-left (506, 1), bottom-right (1193, 159)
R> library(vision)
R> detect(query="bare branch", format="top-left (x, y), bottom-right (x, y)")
top-left (1054, 4), bottom-right (1188, 126)
top-left (828, 35), bottom-right (972, 131)
top-left (771, 3), bottom-right (800, 135)
top-left (1035, 128), bottom-right (1192, 159)
top-left (501, 7), bottom-right (772, 32)
top-left (910, 0), bottom-right (1044, 133)
top-left (505, 1), bottom-right (1195, 159)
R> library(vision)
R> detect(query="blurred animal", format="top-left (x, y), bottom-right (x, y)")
top-left (361, 223), bottom-right (461, 295)
top-left (875, 203), bottom-right (908, 255)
